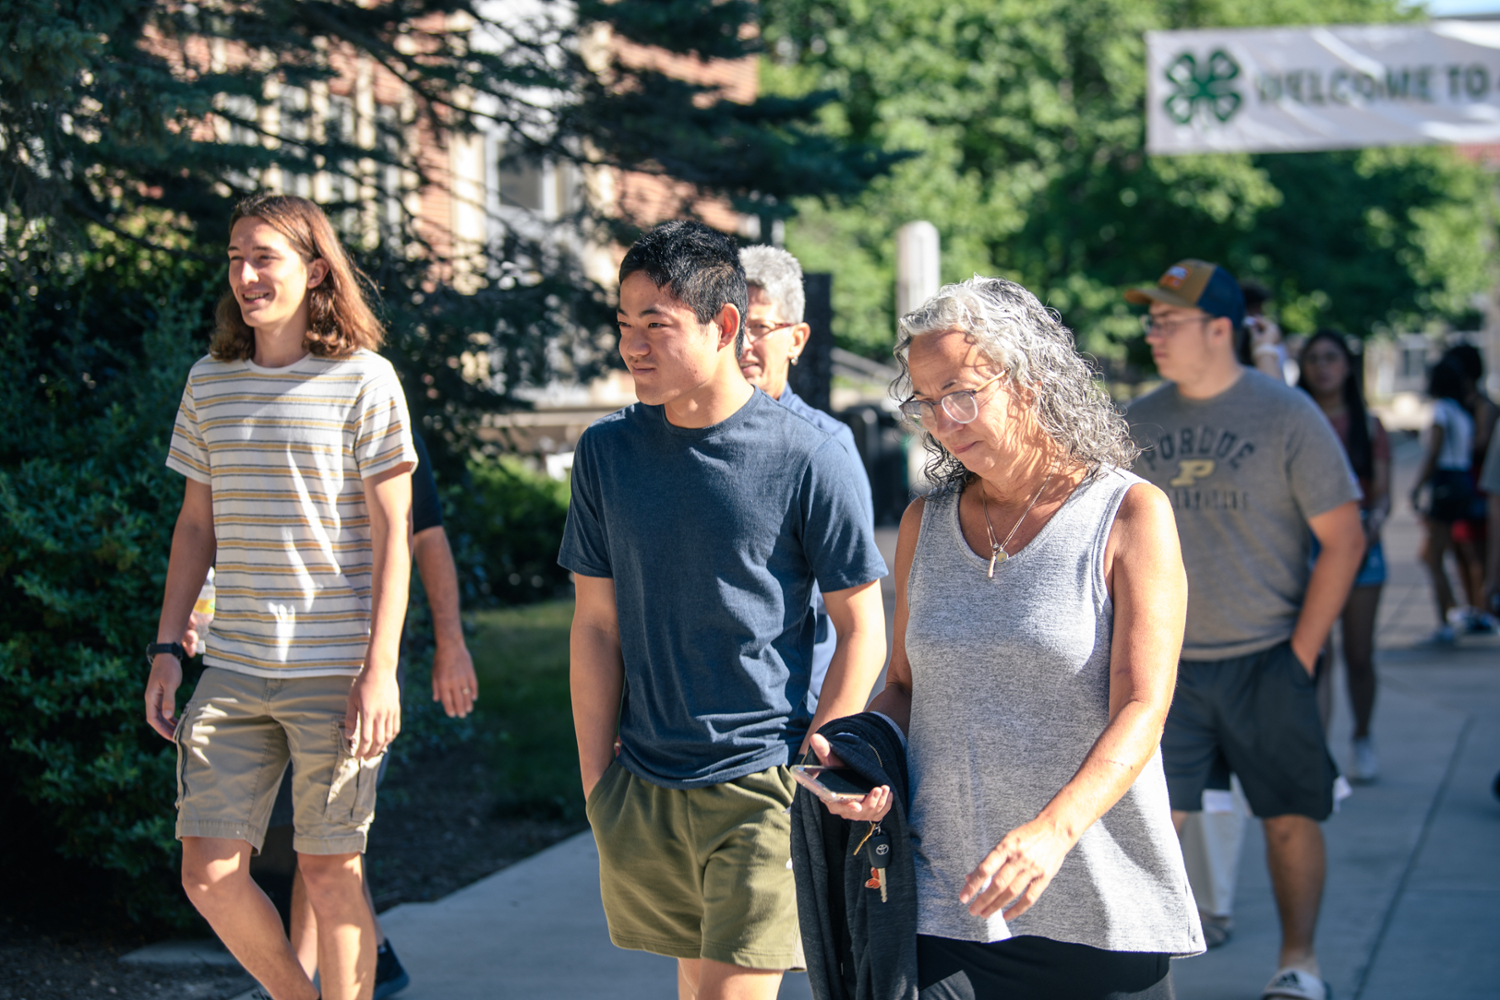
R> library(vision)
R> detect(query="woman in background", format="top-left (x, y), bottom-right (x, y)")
top-left (1297, 331), bottom-right (1389, 782)
top-left (1440, 344), bottom-right (1497, 632)
top-left (1412, 360), bottom-right (1479, 645)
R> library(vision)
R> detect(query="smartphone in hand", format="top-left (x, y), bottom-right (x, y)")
top-left (791, 764), bottom-right (875, 805)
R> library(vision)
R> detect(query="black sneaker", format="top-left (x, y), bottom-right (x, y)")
top-left (374, 940), bottom-right (411, 999)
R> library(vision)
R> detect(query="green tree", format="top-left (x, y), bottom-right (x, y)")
top-left (760, 0), bottom-right (1494, 361)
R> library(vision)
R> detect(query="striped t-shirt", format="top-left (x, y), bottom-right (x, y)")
top-left (166, 350), bottom-right (417, 678)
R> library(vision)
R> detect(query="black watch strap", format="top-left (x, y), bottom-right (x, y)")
top-left (146, 642), bottom-right (187, 666)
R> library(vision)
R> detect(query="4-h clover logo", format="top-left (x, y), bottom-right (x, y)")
top-left (1163, 49), bottom-right (1242, 125)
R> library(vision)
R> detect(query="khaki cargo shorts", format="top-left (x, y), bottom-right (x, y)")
top-left (586, 762), bottom-right (800, 970)
top-left (174, 667), bottom-right (384, 855)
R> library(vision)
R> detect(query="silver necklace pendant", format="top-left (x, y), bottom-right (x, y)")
top-left (987, 547), bottom-right (1007, 579)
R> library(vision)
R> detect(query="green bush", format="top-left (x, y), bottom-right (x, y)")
top-left (0, 250), bottom-right (218, 928)
top-left (449, 457), bottom-right (572, 608)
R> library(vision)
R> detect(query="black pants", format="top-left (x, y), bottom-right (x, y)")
top-left (916, 935), bottom-right (1174, 1000)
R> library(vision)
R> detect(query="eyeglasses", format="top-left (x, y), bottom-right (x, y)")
top-left (1139, 314), bottom-right (1210, 335)
top-left (744, 321), bottom-right (796, 344)
top-left (899, 371), bottom-right (1006, 429)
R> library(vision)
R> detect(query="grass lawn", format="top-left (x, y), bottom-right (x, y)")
top-left (468, 598), bottom-right (583, 821)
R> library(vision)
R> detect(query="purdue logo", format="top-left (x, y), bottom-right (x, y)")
top-left (1169, 459), bottom-right (1216, 487)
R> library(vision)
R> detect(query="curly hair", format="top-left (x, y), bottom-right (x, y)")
top-left (211, 194), bottom-right (384, 361)
top-left (893, 276), bottom-right (1138, 490)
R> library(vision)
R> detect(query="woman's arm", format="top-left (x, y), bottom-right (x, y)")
top-left (1410, 420), bottom-right (1443, 511)
top-left (960, 482), bottom-right (1186, 921)
top-left (1367, 418), bottom-right (1392, 535)
top-left (1474, 398), bottom-right (1496, 460)
top-left (807, 497), bottom-right (924, 822)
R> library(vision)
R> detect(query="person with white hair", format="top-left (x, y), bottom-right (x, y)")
top-left (739, 245), bottom-right (872, 728)
top-left (807, 276), bottom-right (1203, 998)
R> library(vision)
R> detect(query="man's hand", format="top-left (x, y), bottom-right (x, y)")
top-left (145, 654), bottom-right (184, 741)
top-left (431, 639), bottom-right (478, 718)
top-left (803, 732), bottom-right (892, 823)
top-left (345, 668), bottom-right (401, 759)
top-left (1290, 639), bottom-right (1320, 677)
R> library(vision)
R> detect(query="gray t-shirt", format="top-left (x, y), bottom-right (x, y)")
top-left (1126, 371), bottom-right (1361, 660)
top-left (558, 389), bottom-right (888, 789)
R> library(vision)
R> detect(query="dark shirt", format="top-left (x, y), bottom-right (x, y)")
top-left (558, 389), bottom-right (888, 788)
top-left (411, 432), bottom-right (443, 534)
top-left (776, 387), bottom-right (874, 723)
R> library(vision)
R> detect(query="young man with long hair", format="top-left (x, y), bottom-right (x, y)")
top-left (145, 194), bottom-right (416, 1000)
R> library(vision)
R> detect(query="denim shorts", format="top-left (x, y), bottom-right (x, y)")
top-left (1354, 538), bottom-right (1386, 588)
top-left (1310, 534), bottom-right (1385, 588)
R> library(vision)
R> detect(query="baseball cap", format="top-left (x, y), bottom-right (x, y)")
top-left (1125, 259), bottom-right (1245, 329)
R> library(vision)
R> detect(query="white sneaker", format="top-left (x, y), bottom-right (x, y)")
top-left (1262, 967), bottom-right (1330, 1000)
top-left (1352, 736), bottom-right (1380, 783)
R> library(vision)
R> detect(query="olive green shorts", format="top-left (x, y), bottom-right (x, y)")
top-left (174, 667), bottom-right (384, 855)
top-left (586, 761), bottom-right (800, 969)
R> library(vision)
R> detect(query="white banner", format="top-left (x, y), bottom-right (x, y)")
top-left (1146, 22), bottom-right (1500, 154)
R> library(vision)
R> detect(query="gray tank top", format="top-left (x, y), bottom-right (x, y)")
top-left (904, 467), bottom-right (1204, 955)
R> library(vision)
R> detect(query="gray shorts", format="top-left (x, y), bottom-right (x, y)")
top-left (1163, 642), bottom-right (1338, 821)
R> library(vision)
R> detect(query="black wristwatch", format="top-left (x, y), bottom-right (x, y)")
top-left (146, 642), bottom-right (187, 667)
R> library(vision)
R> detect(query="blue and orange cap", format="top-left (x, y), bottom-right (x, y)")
top-left (1125, 259), bottom-right (1245, 329)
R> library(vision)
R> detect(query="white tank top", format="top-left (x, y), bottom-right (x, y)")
top-left (903, 466), bottom-right (1203, 955)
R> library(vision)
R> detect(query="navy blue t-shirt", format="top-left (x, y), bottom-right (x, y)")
top-left (410, 432), bottom-right (443, 534)
top-left (559, 388), bottom-right (888, 789)
top-left (776, 388), bottom-right (872, 725)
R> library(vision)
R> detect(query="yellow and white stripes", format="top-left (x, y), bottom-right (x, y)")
top-left (166, 350), bottom-right (416, 678)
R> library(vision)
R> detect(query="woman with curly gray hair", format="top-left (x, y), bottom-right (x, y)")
top-left (807, 277), bottom-right (1203, 998)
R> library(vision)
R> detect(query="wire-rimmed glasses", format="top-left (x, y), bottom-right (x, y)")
top-left (1138, 314), bottom-right (1209, 336)
top-left (744, 321), bottom-right (796, 344)
top-left (898, 371), bottom-right (1006, 429)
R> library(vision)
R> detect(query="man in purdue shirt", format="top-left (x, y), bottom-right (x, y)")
top-left (1124, 260), bottom-right (1365, 1000)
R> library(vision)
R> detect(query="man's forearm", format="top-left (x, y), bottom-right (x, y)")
top-left (1292, 541), bottom-right (1364, 666)
top-left (806, 623), bottom-right (886, 735)
top-left (414, 527), bottom-right (464, 646)
top-left (570, 624), bottom-right (625, 795)
top-left (366, 519), bottom-right (411, 678)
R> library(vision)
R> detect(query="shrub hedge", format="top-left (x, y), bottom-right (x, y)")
top-left (0, 257), bottom-right (216, 926)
